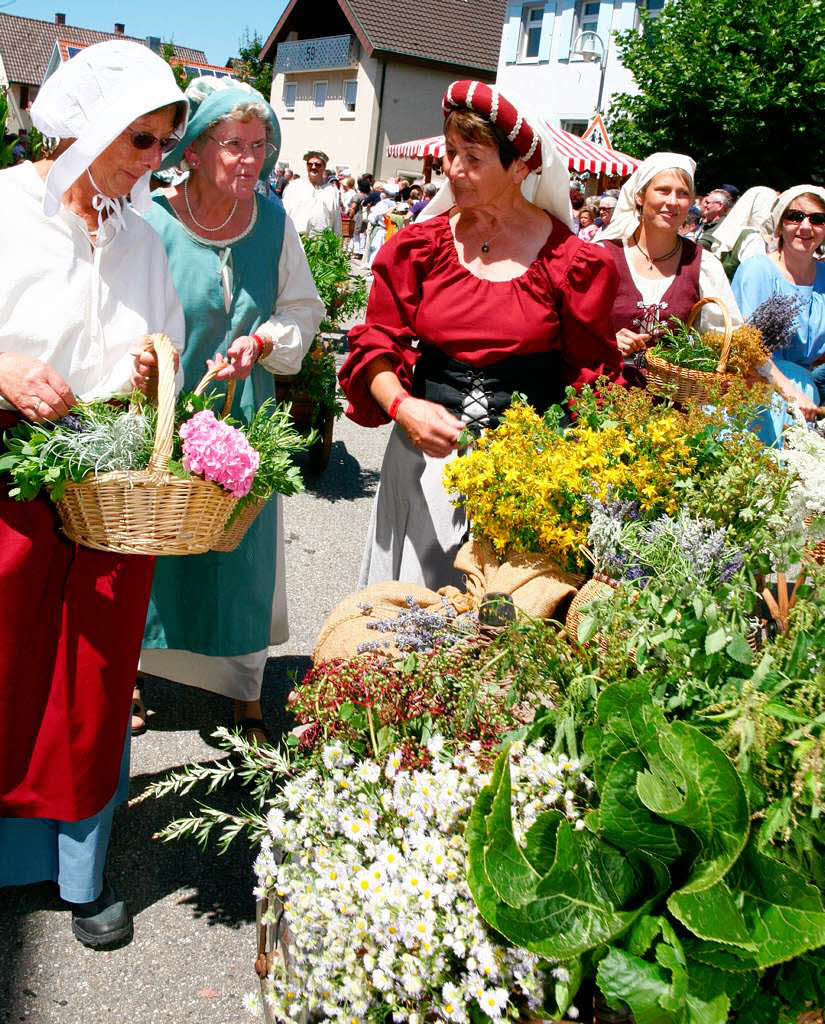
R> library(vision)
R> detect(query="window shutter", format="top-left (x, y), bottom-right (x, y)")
top-left (556, 0), bottom-right (577, 59)
top-left (616, 0), bottom-right (638, 32)
top-left (537, 2), bottom-right (556, 61)
top-left (595, 0), bottom-right (614, 50)
top-left (501, 0), bottom-right (524, 63)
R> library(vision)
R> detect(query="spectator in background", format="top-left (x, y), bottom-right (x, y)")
top-left (282, 150), bottom-right (342, 235)
top-left (352, 174), bottom-right (380, 257)
top-left (698, 188), bottom-right (734, 250)
top-left (597, 195), bottom-right (616, 229)
top-left (679, 206), bottom-right (702, 240)
top-left (274, 167), bottom-right (293, 197)
top-left (577, 205), bottom-right (598, 242)
top-left (12, 129), bottom-right (28, 163)
top-left (412, 182), bottom-right (437, 220)
top-left (570, 187), bottom-right (585, 232)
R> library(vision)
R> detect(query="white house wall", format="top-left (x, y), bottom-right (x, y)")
top-left (375, 62), bottom-right (494, 181)
top-left (496, 0), bottom-right (639, 128)
top-left (271, 56), bottom-right (381, 176)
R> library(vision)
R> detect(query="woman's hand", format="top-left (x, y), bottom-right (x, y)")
top-left (615, 328), bottom-right (651, 357)
top-left (0, 352), bottom-right (76, 422)
top-left (395, 397), bottom-right (463, 457)
top-left (207, 337), bottom-right (259, 381)
top-left (131, 338), bottom-right (180, 395)
top-left (786, 386), bottom-right (821, 422)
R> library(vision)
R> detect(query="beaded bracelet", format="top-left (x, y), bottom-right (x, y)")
top-left (252, 334), bottom-right (273, 362)
top-left (388, 391), bottom-right (410, 421)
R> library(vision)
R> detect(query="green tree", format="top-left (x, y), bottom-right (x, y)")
top-left (0, 90), bottom-right (18, 169)
top-left (161, 42), bottom-right (195, 92)
top-left (606, 0), bottom-right (825, 190)
top-left (232, 30), bottom-right (273, 102)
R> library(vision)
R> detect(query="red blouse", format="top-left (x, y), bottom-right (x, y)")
top-left (339, 213), bottom-right (623, 426)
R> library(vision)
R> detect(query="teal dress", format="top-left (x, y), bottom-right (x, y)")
top-left (142, 194), bottom-right (285, 658)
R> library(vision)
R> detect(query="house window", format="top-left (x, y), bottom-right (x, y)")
top-left (343, 78), bottom-right (357, 113)
top-left (284, 82), bottom-right (297, 113)
top-left (312, 80), bottom-right (328, 114)
top-left (19, 85), bottom-right (29, 109)
top-left (642, 0), bottom-right (666, 19)
top-left (518, 4), bottom-right (545, 61)
top-left (573, 0), bottom-right (600, 45)
top-left (561, 120), bottom-right (588, 136)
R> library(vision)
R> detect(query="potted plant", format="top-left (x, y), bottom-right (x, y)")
top-left (277, 229), bottom-right (368, 472)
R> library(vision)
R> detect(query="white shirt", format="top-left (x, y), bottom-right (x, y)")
top-left (618, 240), bottom-right (743, 332)
top-left (0, 162), bottom-right (185, 410)
top-left (282, 178), bottom-right (342, 236)
top-left (252, 213), bottom-right (326, 375)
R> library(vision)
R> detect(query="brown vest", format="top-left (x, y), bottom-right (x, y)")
top-left (604, 237), bottom-right (703, 335)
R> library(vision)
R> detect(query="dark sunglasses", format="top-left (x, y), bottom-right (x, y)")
top-left (129, 130), bottom-right (179, 153)
top-left (783, 209), bottom-right (825, 226)
top-left (306, 161), bottom-right (325, 170)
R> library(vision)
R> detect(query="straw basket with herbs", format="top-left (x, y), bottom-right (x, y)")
top-left (0, 334), bottom-right (311, 555)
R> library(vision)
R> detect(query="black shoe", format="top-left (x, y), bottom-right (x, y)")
top-left (67, 880), bottom-right (133, 948)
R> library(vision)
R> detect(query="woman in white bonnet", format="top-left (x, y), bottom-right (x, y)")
top-left (0, 40), bottom-right (186, 948)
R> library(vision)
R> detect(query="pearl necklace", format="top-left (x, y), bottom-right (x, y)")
top-left (184, 179), bottom-right (238, 233)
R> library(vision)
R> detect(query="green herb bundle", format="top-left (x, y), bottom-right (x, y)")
top-left (649, 319), bottom-right (720, 372)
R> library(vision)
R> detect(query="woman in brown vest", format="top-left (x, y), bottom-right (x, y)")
top-left (595, 152), bottom-right (741, 377)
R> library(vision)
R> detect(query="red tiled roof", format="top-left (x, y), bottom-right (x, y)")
top-left (263, 0), bottom-right (505, 74)
top-left (0, 12), bottom-right (207, 86)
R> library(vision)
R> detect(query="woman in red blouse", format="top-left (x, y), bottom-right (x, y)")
top-left (339, 81), bottom-right (623, 589)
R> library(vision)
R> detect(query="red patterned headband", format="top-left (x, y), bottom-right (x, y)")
top-left (442, 80), bottom-right (542, 171)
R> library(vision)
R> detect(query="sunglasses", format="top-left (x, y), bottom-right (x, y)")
top-left (783, 210), bottom-right (825, 226)
top-left (306, 162), bottom-right (325, 170)
top-left (129, 129), bottom-right (179, 153)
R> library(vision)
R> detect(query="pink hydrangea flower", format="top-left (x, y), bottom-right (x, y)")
top-left (179, 409), bottom-right (259, 498)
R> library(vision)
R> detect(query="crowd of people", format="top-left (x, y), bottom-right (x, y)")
top-left (1, 46), bottom-right (823, 957)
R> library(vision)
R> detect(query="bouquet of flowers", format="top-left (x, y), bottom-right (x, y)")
top-left (251, 737), bottom-right (592, 1024)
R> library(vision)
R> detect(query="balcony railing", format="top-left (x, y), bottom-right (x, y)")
top-left (275, 34), bottom-right (358, 73)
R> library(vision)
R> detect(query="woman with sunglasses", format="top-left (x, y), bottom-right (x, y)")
top-left (0, 41), bottom-right (186, 947)
top-left (139, 78), bottom-right (323, 745)
top-left (733, 185), bottom-right (825, 442)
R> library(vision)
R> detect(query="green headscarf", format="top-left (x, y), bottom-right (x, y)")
top-left (161, 76), bottom-right (281, 182)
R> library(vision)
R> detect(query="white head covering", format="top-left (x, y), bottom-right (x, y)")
top-left (596, 152), bottom-right (696, 241)
top-left (764, 184), bottom-right (825, 237)
top-left (711, 186), bottom-right (778, 254)
top-left (31, 40), bottom-right (187, 225)
top-left (418, 106), bottom-right (574, 230)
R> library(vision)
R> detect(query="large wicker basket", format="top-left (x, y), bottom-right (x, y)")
top-left (565, 576), bottom-right (617, 652)
top-left (57, 334), bottom-right (239, 556)
top-left (645, 296), bottom-right (734, 405)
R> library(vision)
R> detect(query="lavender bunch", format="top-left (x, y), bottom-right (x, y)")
top-left (748, 294), bottom-right (801, 352)
top-left (356, 597), bottom-right (461, 654)
top-left (620, 512), bottom-right (746, 589)
top-left (587, 496), bottom-right (642, 578)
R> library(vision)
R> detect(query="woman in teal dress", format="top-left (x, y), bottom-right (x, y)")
top-left (733, 184), bottom-right (825, 446)
top-left (139, 78), bottom-right (324, 738)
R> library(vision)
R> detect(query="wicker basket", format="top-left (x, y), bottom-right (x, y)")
top-left (804, 515), bottom-right (825, 564)
top-left (57, 335), bottom-right (239, 556)
top-left (645, 296), bottom-right (734, 405)
top-left (565, 576), bottom-right (617, 651)
top-left (212, 497), bottom-right (268, 552)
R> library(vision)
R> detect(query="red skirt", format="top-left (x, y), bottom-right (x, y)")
top-left (0, 414), bottom-right (154, 820)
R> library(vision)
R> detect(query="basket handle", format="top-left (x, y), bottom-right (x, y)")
top-left (686, 296), bottom-right (732, 374)
top-left (192, 360), bottom-right (237, 418)
top-left (145, 333), bottom-right (178, 476)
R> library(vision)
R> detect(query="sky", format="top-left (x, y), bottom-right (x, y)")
top-left (8, 0), bottom-right (290, 65)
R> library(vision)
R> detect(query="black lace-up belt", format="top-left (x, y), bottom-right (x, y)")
top-left (411, 346), bottom-right (563, 432)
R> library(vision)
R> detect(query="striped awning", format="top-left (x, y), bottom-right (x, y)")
top-left (387, 127), bottom-right (638, 176)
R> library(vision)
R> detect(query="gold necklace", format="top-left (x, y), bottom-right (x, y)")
top-left (635, 234), bottom-right (681, 270)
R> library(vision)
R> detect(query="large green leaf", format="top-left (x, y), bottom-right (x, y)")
top-left (633, 720), bottom-right (751, 944)
top-left (482, 753), bottom-right (542, 907)
top-left (594, 749), bottom-right (683, 864)
top-left (739, 841), bottom-right (825, 967)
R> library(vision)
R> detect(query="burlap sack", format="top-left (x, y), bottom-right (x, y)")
top-left (312, 540), bottom-right (580, 664)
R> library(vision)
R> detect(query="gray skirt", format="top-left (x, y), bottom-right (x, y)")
top-left (359, 424), bottom-right (468, 591)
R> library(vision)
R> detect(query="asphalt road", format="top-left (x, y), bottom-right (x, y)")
top-left (0, 399), bottom-right (392, 1024)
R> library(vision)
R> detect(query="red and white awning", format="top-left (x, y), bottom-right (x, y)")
top-left (387, 127), bottom-right (638, 176)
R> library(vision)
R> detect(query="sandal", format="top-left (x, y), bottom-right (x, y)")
top-left (234, 716), bottom-right (271, 747)
top-left (131, 684), bottom-right (147, 737)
